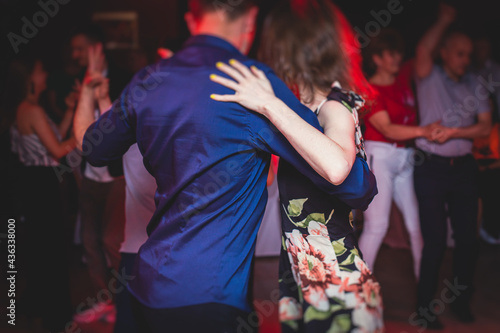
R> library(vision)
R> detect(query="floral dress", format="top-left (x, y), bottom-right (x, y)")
top-left (278, 85), bottom-right (384, 333)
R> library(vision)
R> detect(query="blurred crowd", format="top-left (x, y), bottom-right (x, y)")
top-left (1, 1), bottom-right (499, 332)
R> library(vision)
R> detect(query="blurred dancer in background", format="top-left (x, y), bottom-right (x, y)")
top-left (8, 57), bottom-right (75, 332)
top-left (359, 29), bottom-right (440, 281)
top-left (71, 26), bottom-right (130, 324)
top-left (412, 4), bottom-right (491, 328)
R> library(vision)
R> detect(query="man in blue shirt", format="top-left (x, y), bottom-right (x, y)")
top-left (74, 0), bottom-right (376, 331)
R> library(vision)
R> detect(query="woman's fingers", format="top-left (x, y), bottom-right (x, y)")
top-left (251, 65), bottom-right (267, 80)
top-left (210, 94), bottom-right (237, 102)
top-left (228, 59), bottom-right (253, 78)
top-left (88, 43), bottom-right (105, 74)
top-left (209, 74), bottom-right (239, 91)
top-left (215, 61), bottom-right (245, 83)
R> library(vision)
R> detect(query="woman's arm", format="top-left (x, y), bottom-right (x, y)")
top-left (369, 110), bottom-right (440, 141)
top-left (56, 80), bottom-right (81, 137)
top-left (57, 108), bottom-right (74, 138)
top-left (29, 106), bottom-right (76, 160)
top-left (210, 59), bottom-right (354, 185)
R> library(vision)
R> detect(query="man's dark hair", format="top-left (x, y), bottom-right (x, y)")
top-left (362, 28), bottom-right (404, 78)
top-left (188, 0), bottom-right (256, 21)
top-left (70, 24), bottom-right (106, 44)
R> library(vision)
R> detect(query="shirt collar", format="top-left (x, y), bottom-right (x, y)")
top-left (183, 34), bottom-right (242, 55)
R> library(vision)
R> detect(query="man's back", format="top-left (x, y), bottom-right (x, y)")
top-left (110, 35), bottom-right (321, 311)
top-left (130, 36), bottom-right (272, 310)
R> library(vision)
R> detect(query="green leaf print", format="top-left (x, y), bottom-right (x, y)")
top-left (282, 235), bottom-right (287, 251)
top-left (287, 198), bottom-right (308, 217)
top-left (307, 213), bottom-right (326, 223)
top-left (297, 286), bottom-right (304, 303)
top-left (294, 209), bottom-right (334, 228)
top-left (350, 247), bottom-right (360, 257)
top-left (282, 320), bottom-right (299, 331)
top-left (332, 238), bottom-right (347, 257)
top-left (339, 266), bottom-right (353, 272)
top-left (327, 313), bottom-right (351, 333)
top-left (304, 305), bottom-right (341, 323)
top-left (340, 253), bottom-right (356, 266)
top-left (341, 101), bottom-right (353, 114)
top-left (331, 297), bottom-right (346, 308)
top-left (295, 213), bottom-right (325, 228)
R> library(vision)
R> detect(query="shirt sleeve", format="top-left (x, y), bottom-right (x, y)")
top-left (365, 90), bottom-right (388, 121)
top-left (469, 74), bottom-right (492, 115)
top-left (247, 66), bottom-right (377, 210)
top-left (83, 80), bottom-right (137, 167)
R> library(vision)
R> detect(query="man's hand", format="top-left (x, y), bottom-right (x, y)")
top-left (422, 121), bottom-right (445, 141)
top-left (431, 126), bottom-right (457, 144)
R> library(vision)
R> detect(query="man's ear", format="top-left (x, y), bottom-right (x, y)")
top-left (243, 6), bottom-right (259, 34)
top-left (185, 12), bottom-right (197, 35)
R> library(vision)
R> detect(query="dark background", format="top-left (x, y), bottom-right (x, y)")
top-left (1, 0), bottom-right (500, 80)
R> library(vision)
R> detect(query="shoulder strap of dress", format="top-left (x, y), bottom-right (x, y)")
top-left (315, 98), bottom-right (329, 116)
top-left (323, 81), bottom-right (368, 160)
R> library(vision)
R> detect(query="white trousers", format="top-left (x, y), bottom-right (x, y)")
top-left (359, 141), bottom-right (423, 280)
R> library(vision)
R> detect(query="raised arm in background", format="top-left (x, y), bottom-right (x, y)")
top-left (74, 43), bottom-right (112, 150)
top-left (415, 3), bottom-right (456, 79)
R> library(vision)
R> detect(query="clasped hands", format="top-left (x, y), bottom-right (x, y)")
top-left (422, 122), bottom-right (457, 144)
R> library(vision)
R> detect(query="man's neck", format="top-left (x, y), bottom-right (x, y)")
top-left (192, 13), bottom-right (244, 53)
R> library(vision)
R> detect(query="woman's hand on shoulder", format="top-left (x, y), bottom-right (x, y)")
top-left (209, 59), bottom-right (278, 116)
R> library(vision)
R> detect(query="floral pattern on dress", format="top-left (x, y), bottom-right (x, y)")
top-left (279, 198), bottom-right (384, 333)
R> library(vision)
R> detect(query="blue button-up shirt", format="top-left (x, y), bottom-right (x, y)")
top-left (415, 65), bottom-right (490, 157)
top-left (83, 35), bottom-right (376, 311)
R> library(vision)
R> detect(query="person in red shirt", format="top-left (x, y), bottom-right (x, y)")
top-left (359, 29), bottom-right (442, 281)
